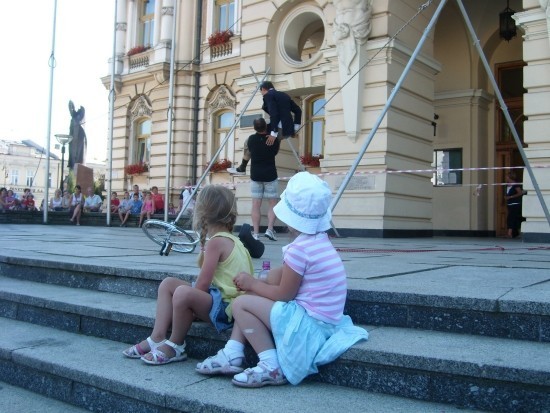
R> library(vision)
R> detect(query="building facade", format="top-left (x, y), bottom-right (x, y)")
top-left (0, 139), bottom-right (61, 208)
top-left (103, 0), bottom-right (550, 241)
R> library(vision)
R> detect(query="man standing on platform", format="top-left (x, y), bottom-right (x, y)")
top-left (247, 117), bottom-right (280, 241)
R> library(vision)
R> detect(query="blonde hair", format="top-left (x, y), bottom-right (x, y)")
top-left (193, 184), bottom-right (237, 254)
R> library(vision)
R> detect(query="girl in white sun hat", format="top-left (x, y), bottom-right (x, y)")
top-left (225, 171), bottom-right (368, 387)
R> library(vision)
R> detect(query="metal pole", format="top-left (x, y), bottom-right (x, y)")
top-left (164, 0), bottom-right (179, 222)
top-left (455, 0), bottom-right (550, 227)
top-left (60, 145), bottom-right (65, 191)
top-left (175, 70), bottom-right (271, 221)
top-left (43, 0), bottom-right (59, 224)
top-left (106, 0), bottom-right (118, 227)
top-left (330, 0), bottom-right (448, 212)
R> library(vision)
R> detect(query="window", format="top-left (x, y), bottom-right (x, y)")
top-left (26, 169), bottom-right (33, 187)
top-left (10, 169), bottom-right (18, 186)
top-left (136, 119), bottom-right (152, 165)
top-left (306, 96), bottom-right (325, 157)
top-left (433, 149), bottom-right (462, 186)
top-left (216, 0), bottom-right (235, 32)
top-left (215, 111), bottom-right (234, 160)
top-left (140, 0), bottom-right (155, 47)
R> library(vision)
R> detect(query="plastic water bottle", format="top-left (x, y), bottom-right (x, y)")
top-left (258, 260), bottom-right (270, 281)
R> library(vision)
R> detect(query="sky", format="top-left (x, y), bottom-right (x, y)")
top-left (2, 1), bottom-right (114, 162)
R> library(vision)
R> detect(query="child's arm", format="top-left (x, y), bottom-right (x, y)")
top-left (234, 263), bottom-right (301, 302)
top-left (193, 237), bottom-right (225, 292)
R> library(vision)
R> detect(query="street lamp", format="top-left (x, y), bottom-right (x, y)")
top-left (55, 134), bottom-right (73, 191)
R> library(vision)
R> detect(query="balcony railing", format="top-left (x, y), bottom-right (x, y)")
top-left (129, 53), bottom-right (150, 71)
top-left (210, 42), bottom-right (233, 59)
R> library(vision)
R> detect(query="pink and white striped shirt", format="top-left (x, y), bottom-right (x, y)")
top-left (282, 232), bottom-right (347, 324)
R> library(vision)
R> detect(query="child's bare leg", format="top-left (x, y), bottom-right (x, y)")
top-left (149, 278), bottom-right (190, 342)
top-left (126, 278), bottom-right (189, 355)
top-left (231, 295), bottom-right (286, 385)
top-left (232, 295), bottom-right (275, 353)
top-left (142, 284), bottom-right (211, 360)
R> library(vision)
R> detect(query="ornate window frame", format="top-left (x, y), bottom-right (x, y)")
top-left (207, 86), bottom-right (236, 162)
top-left (129, 96), bottom-right (153, 165)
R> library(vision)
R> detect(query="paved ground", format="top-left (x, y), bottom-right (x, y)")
top-left (2, 224), bottom-right (550, 307)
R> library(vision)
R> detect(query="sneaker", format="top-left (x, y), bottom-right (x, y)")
top-left (232, 362), bottom-right (287, 388)
top-left (227, 167), bottom-right (246, 176)
top-left (264, 229), bottom-right (277, 241)
top-left (252, 232), bottom-right (259, 241)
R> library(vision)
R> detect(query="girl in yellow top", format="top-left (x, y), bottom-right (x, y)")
top-left (123, 185), bottom-right (253, 365)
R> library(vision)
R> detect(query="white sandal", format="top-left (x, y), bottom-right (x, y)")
top-left (141, 340), bottom-right (187, 365)
top-left (195, 349), bottom-right (244, 375)
top-left (122, 336), bottom-right (165, 359)
top-left (232, 362), bottom-right (287, 388)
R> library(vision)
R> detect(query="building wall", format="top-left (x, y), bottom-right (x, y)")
top-left (105, 0), bottom-right (550, 239)
top-left (0, 140), bottom-right (61, 209)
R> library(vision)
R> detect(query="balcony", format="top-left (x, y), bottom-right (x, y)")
top-left (204, 36), bottom-right (240, 63)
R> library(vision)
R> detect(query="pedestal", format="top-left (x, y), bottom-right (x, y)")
top-left (74, 164), bottom-right (94, 192)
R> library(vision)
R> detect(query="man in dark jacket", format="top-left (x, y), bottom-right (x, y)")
top-left (247, 117), bottom-right (280, 241)
top-left (228, 81), bottom-right (301, 175)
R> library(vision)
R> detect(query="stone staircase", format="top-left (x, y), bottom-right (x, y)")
top-left (0, 256), bottom-right (548, 412)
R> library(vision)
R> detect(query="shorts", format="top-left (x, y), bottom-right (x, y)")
top-left (251, 179), bottom-right (279, 199)
top-left (192, 282), bottom-right (233, 333)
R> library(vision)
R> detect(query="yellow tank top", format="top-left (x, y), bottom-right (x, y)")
top-left (210, 232), bottom-right (254, 320)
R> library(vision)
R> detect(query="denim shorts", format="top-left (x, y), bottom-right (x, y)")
top-left (251, 179), bottom-right (279, 199)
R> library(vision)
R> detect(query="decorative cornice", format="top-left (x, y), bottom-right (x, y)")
top-left (207, 86), bottom-right (236, 118)
top-left (130, 95), bottom-right (153, 121)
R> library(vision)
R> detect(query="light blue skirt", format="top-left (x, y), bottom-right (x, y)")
top-left (270, 301), bottom-right (368, 385)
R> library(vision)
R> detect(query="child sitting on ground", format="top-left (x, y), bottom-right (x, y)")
top-left (123, 185), bottom-right (254, 365)
top-left (196, 172), bottom-right (368, 387)
top-left (138, 191), bottom-right (155, 227)
top-left (120, 193), bottom-right (142, 227)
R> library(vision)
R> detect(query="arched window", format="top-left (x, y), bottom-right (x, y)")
top-left (136, 119), bottom-right (151, 165)
top-left (307, 96), bottom-right (325, 156)
top-left (214, 111), bottom-right (234, 160)
top-left (140, 0), bottom-right (155, 47)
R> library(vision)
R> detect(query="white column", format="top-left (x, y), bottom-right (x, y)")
top-left (116, 0), bottom-right (127, 56)
top-left (160, 0), bottom-right (174, 44)
top-left (515, 4), bottom-right (550, 240)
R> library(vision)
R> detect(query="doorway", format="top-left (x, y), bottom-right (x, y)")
top-left (495, 61), bottom-right (526, 237)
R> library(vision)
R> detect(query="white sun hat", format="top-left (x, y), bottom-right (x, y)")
top-left (273, 172), bottom-right (332, 234)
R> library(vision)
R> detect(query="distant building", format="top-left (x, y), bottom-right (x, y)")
top-left (102, 1), bottom-right (550, 241)
top-left (0, 139), bottom-right (61, 208)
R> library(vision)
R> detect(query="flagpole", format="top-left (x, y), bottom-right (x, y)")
top-left (164, 0), bottom-right (179, 222)
top-left (106, 0), bottom-right (118, 226)
top-left (43, 0), bottom-right (59, 224)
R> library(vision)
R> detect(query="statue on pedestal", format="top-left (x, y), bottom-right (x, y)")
top-left (68, 100), bottom-right (87, 169)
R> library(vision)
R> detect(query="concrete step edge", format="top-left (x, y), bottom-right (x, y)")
top-left (0, 317), bottom-right (479, 413)
top-left (1, 276), bottom-right (549, 388)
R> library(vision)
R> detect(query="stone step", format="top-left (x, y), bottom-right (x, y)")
top-left (0, 276), bottom-right (549, 412)
top-left (0, 381), bottom-right (91, 413)
top-left (1, 256), bottom-right (548, 342)
top-left (0, 317), bottom-right (484, 413)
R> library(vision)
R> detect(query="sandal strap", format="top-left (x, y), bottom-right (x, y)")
top-left (146, 336), bottom-right (165, 351)
top-left (164, 339), bottom-right (186, 355)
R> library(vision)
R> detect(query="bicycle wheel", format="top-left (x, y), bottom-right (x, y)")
top-left (142, 220), bottom-right (199, 253)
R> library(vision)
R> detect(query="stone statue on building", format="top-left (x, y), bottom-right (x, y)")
top-left (68, 100), bottom-right (87, 169)
top-left (333, 0), bottom-right (373, 74)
